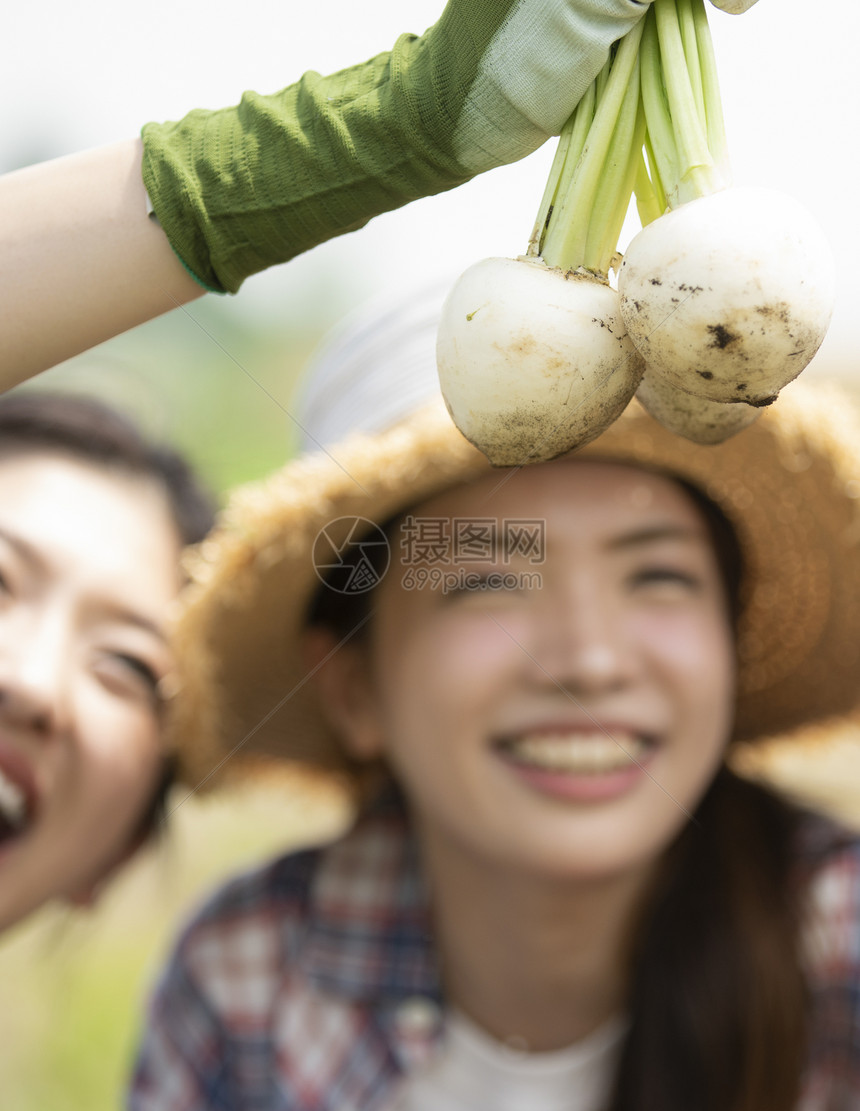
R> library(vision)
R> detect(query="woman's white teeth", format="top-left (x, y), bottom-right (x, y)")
top-left (503, 732), bottom-right (646, 773)
top-left (0, 768), bottom-right (27, 829)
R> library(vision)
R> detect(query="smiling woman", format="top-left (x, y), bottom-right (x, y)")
top-left (130, 286), bottom-right (860, 1111)
top-left (346, 462), bottom-right (737, 886)
top-left (0, 392), bottom-right (214, 933)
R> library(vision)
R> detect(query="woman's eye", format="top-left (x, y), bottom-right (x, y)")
top-left (116, 653), bottom-right (161, 691)
top-left (447, 572), bottom-right (522, 599)
top-left (631, 567), bottom-right (702, 593)
top-left (97, 652), bottom-right (163, 702)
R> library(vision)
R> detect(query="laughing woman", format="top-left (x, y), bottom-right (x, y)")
top-left (0, 391), bottom-right (213, 932)
top-left (133, 290), bottom-right (860, 1110)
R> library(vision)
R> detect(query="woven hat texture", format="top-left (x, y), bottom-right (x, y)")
top-left (168, 286), bottom-right (860, 790)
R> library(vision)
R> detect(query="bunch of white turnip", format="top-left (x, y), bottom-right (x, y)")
top-left (437, 0), bottom-right (835, 465)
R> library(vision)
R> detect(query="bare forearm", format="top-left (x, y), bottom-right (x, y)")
top-left (0, 0), bottom-right (758, 394)
top-left (0, 139), bottom-right (202, 390)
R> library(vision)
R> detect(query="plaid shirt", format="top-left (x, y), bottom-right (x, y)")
top-left (129, 789), bottom-right (860, 1111)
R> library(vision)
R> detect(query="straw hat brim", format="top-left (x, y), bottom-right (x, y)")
top-left (170, 383), bottom-right (860, 791)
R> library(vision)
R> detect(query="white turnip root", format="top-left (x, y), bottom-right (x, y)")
top-left (436, 21), bottom-right (647, 466)
top-left (437, 0), bottom-right (834, 460)
top-left (437, 256), bottom-right (644, 465)
top-left (618, 188), bottom-right (835, 405)
top-left (636, 368), bottom-right (759, 444)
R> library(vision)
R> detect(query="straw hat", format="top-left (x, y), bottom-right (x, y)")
top-left (169, 283), bottom-right (860, 792)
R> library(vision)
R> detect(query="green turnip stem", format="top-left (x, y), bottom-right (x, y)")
top-left (533, 19), bottom-right (645, 275)
top-left (527, 84), bottom-right (596, 256)
top-left (639, 14), bottom-right (677, 199)
top-left (635, 149), bottom-right (664, 227)
top-left (677, 0), bottom-right (706, 124)
top-left (640, 0), bottom-right (730, 209)
top-left (529, 0), bottom-right (730, 275)
top-left (584, 72), bottom-right (645, 274)
top-left (653, 0), bottom-right (713, 200)
top-left (694, 0), bottom-right (730, 179)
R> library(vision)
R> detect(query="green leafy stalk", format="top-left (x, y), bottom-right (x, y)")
top-left (677, 0), bottom-right (706, 124)
top-left (527, 83), bottom-right (596, 257)
top-left (656, 0), bottom-right (712, 194)
top-left (528, 0), bottom-right (730, 275)
top-left (638, 0), bottom-right (731, 209)
top-left (635, 147), bottom-right (665, 228)
top-left (530, 19), bottom-right (645, 276)
top-left (639, 10), bottom-right (678, 201)
top-left (693, 0), bottom-right (730, 181)
top-left (584, 66), bottom-right (645, 275)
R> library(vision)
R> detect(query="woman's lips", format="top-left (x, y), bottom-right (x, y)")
top-left (0, 746), bottom-right (37, 844)
top-left (494, 727), bottom-right (657, 802)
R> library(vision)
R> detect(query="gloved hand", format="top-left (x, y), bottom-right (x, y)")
top-left (141, 0), bottom-right (755, 294)
top-left (710, 0), bottom-right (758, 11)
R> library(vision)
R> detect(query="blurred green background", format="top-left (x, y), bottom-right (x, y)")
top-left (0, 773), bottom-right (352, 1108)
top-left (23, 281), bottom-right (351, 493)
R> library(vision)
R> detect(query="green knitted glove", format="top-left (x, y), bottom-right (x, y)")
top-left (142, 0), bottom-right (662, 294)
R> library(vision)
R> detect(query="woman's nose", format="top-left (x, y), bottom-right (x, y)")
top-left (529, 580), bottom-right (635, 695)
top-left (0, 616), bottom-right (71, 737)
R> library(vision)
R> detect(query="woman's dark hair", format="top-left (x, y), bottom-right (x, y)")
top-left (675, 476), bottom-right (745, 630)
top-left (305, 511), bottom-right (396, 640)
top-left (0, 390), bottom-right (215, 546)
top-left (0, 390), bottom-right (217, 846)
top-left (608, 770), bottom-right (807, 1111)
top-left (608, 484), bottom-right (807, 1111)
